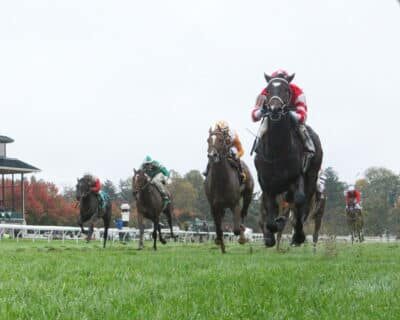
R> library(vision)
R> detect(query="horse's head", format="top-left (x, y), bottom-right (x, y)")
top-left (76, 175), bottom-right (92, 201)
top-left (207, 126), bottom-right (231, 163)
top-left (263, 72), bottom-right (295, 121)
top-left (133, 169), bottom-right (150, 194)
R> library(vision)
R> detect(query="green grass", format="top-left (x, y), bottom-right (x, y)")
top-left (0, 239), bottom-right (399, 320)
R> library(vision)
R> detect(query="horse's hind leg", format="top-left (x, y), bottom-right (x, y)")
top-left (158, 223), bottom-right (167, 245)
top-left (312, 199), bottom-right (325, 253)
top-left (102, 207), bottom-right (111, 248)
top-left (164, 205), bottom-right (176, 240)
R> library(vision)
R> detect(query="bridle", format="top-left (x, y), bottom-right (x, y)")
top-left (207, 128), bottom-right (231, 162)
top-left (133, 171), bottom-right (151, 193)
top-left (263, 78), bottom-right (294, 122)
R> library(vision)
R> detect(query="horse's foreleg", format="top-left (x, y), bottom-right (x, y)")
top-left (291, 204), bottom-right (306, 246)
top-left (137, 212), bottom-right (144, 250)
top-left (152, 222), bottom-right (158, 251)
top-left (212, 208), bottom-right (225, 253)
top-left (264, 193), bottom-right (278, 247)
top-left (77, 215), bottom-right (87, 235)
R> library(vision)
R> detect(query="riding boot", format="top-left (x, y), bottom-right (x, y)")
top-left (153, 181), bottom-right (170, 211)
top-left (297, 124), bottom-right (315, 173)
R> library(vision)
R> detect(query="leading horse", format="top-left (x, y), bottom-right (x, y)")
top-left (254, 74), bottom-right (323, 247)
top-left (133, 169), bottom-right (176, 250)
top-left (204, 126), bottom-right (254, 253)
top-left (76, 175), bottom-right (111, 248)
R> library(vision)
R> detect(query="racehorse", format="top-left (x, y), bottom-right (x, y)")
top-left (76, 175), bottom-right (111, 248)
top-left (254, 73), bottom-right (323, 247)
top-left (204, 126), bottom-right (254, 253)
top-left (133, 169), bottom-right (176, 250)
top-left (346, 203), bottom-right (364, 243)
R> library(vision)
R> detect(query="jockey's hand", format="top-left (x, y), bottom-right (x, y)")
top-left (260, 107), bottom-right (268, 116)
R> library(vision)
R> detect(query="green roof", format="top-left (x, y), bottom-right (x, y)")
top-left (0, 136), bottom-right (14, 144)
top-left (0, 158), bottom-right (40, 174)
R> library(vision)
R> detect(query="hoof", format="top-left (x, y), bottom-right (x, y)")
top-left (294, 192), bottom-right (305, 205)
top-left (264, 232), bottom-right (276, 247)
top-left (275, 216), bottom-right (287, 232)
top-left (161, 239), bottom-right (167, 245)
top-left (233, 229), bottom-right (241, 236)
top-left (291, 231), bottom-right (306, 246)
top-left (238, 237), bottom-right (247, 245)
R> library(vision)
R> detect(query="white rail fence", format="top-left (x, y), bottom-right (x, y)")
top-left (0, 223), bottom-right (398, 244)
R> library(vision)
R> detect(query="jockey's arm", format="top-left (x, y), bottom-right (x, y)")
top-left (251, 93), bottom-right (267, 122)
top-left (233, 133), bottom-right (244, 158)
top-left (291, 85), bottom-right (308, 123)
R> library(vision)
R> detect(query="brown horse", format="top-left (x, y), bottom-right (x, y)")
top-left (133, 169), bottom-right (176, 250)
top-left (204, 127), bottom-right (254, 253)
top-left (346, 203), bottom-right (364, 243)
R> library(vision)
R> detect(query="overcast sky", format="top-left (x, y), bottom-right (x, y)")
top-left (1, 0), bottom-right (399, 190)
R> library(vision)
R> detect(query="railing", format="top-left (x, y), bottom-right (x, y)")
top-left (0, 223), bottom-right (398, 244)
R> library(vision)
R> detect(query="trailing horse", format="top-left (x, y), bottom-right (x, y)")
top-left (133, 169), bottom-right (176, 250)
top-left (204, 126), bottom-right (254, 253)
top-left (76, 175), bottom-right (111, 248)
top-left (346, 204), bottom-right (364, 243)
top-left (254, 75), bottom-right (323, 247)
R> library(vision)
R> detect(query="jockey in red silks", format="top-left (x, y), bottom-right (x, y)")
top-left (251, 69), bottom-right (315, 172)
top-left (345, 185), bottom-right (362, 211)
top-left (90, 176), bottom-right (101, 193)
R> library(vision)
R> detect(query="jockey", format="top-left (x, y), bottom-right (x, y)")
top-left (345, 186), bottom-right (362, 212)
top-left (140, 156), bottom-right (171, 208)
top-left (251, 69), bottom-right (315, 172)
top-left (203, 120), bottom-right (246, 182)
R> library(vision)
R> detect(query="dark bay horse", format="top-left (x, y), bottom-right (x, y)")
top-left (204, 126), bottom-right (254, 253)
top-left (76, 175), bottom-right (111, 248)
top-left (346, 203), bottom-right (364, 243)
top-left (254, 74), bottom-right (323, 247)
top-left (133, 169), bottom-right (176, 250)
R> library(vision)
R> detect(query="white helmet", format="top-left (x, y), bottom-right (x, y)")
top-left (348, 185), bottom-right (355, 192)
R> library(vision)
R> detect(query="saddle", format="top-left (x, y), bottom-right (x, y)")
top-left (227, 156), bottom-right (246, 185)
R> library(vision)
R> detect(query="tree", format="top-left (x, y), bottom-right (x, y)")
top-left (102, 180), bottom-right (118, 201)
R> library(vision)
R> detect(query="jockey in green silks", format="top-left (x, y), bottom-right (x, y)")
top-left (140, 156), bottom-right (171, 208)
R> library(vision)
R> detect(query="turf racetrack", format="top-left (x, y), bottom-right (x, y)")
top-left (0, 240), bottom-right (399, 319)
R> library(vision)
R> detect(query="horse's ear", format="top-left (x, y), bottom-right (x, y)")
top-left (133, 168), bottom-right (136, 175)
top-left (287, 73), bottom-right (295, 83)
top-left (264, 73), bottom-right (272, 83)
top-left (209, 126), bottom-right (213, 134)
